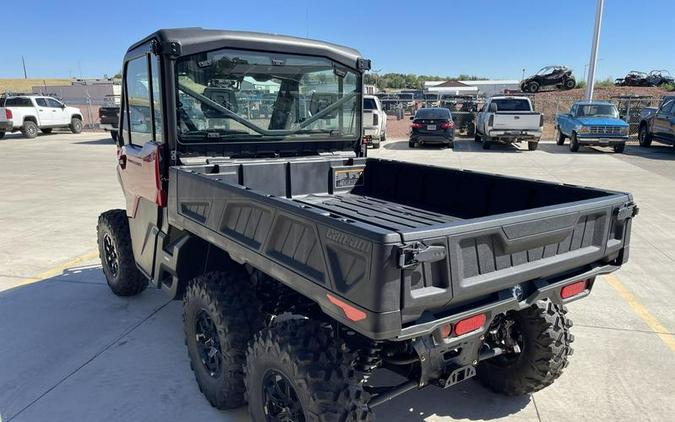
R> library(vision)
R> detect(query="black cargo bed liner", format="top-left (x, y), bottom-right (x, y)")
top-left (297, 193), bottom-right (461, 231)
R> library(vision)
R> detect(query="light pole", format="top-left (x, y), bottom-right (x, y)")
top-left (521, 68), bottom-right (525, 81)
top-left (585, 0), bottom-right (605, 100)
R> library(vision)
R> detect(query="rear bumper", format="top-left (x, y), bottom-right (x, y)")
top-left (488, 129), bottom-right (541, 142)
top-left (0, 121), bottom-right (13, 131)
top-left (410, 135), bottom-right (454, 145)
top-left (100, 123), bottom-right (117, 131)
top-left (364, 127), bottom-right (382, 138)
top-left (363, 135), bottom-right (380, 146)
top-left (577, 136), bottom-right (628, 146)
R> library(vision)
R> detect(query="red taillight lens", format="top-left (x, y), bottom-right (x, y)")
top-left (560, 280), bottom-right (588, 299)
top-left (440, 121), bottom-right (454, 129)
top-left (411, 122), bottom-right (423, 129)
top-left (539, 115), bottom-right (544, 127)
top-left (454, 314), bottom-right (486, 336)
top-left (5, 109), bottom-right (12, 119)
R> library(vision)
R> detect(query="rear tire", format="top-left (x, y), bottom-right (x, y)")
top-left (0, 131), bottom-right (5, 139)
top-left (111, 131), bottom-right (118, 142)
top-left (70, 117), bottom-right (83, 134)
top-left (409, 140), bottom-right (416, 148)
top-left (97, 209), bottom-right (147, 296)
top-left (569, 132), bottom-right (580, 152)
top-left (474, 132), bottom-right (481, 142)
top-left (613, 143), bottom-right (626, 153)
top-left (482, 139), bottom-right (492, 149)
top-left (41, 128), bottom-right (53, 134)
top-left (527, 81), bottom-right (540, 93)
top-left (476, 300), bottom-right (574, 396)
top-left (564, 78), bottom-right (576, 90)
top-left (372, 142), bottom-right (380, 149)
top-left (21, 121), bottom-right (39, 139)
top-left (245, 319), bottom-right (372, 422)
top-left (184, 270), bottom-right (265, 410)
top-left (639, 125), bottom-right (652, 147)
top-left (528, 141), bottom-right (539, 151)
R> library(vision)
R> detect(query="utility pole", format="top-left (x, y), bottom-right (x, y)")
top-left (585, 0), bottom-right (604, 100)
top-left (21, 56), bottom-right (28, 79)
top-left (521, 68), bottom-right (525, 81)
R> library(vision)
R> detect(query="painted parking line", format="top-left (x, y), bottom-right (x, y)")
top-left (604, 273), bottom-right (675, 353)
top-left (8, 250), bottom-right (99, 289)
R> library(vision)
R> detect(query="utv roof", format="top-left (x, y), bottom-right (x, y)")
top-left (126, 27), bottom-right (366, 69)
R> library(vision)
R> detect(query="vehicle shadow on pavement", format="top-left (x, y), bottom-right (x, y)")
top-left (536, 142), bottom-right (606, 155)
top-left (622, 144), bottom-right (675, 160)
top-left (74, 137), bottom-right (116, 145)
top-left (373, 370), bottom-right (531, 421)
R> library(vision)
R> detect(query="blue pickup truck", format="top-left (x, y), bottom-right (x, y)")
top-left (555, 101), bottom-right (629, 153)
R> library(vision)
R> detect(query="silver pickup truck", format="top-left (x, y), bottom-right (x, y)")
top-left (476, 96), bottom-right (543, 150)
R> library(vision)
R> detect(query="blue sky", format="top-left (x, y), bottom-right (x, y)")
top-left (4, 0), bottom-right (673, 81)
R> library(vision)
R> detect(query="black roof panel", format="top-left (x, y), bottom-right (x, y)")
top-left (127, 27), bottom-right (363, 69)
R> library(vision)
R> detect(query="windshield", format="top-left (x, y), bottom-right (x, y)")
top-left (493, 99), bottom-right (531, 111)
top-left (175, 48), bottom-right (361, 143)
top-left (575, 104), bottom-right (619, 118)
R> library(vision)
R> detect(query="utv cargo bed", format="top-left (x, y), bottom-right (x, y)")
top-left (167, 156), bottom-right (634, 339)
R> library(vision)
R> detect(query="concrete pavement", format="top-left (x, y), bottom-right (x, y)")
top-left (0, 132), bottom-right (673, 421)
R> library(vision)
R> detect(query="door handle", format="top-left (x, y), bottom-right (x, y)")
top-left (38, 109), bottom-right (44, 111)
top-left (118, 155), bottom-right (127, 169)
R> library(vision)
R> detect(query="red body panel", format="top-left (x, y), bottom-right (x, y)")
top-left (117, 142), bottom-right (165, 217)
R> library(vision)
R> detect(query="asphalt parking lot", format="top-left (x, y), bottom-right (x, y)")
top-left (1, 131), bottom-right (674, 422)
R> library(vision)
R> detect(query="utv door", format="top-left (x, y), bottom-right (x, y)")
top-left (117, 52), bottom-right (165, 278)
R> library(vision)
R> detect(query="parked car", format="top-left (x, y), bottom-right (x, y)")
top-left (0, 107), bottom-right (11, 139)
top-left (409, 107), bottom-right (454, 148)
top-left (0, 95), bottom-right (83, 138)
top-left (475, 96), bottom-right (543, 150)
top-left (99, 95), bottom-right (120, 142)
top-left (555, 101), bottom-right (629, 153)
top-left (97, 28), bottom-right (637, 420)
top-left (638, 96), bottom-right (675, 147)
top-left (362, 94), bottom-right (387, 148)
top-left (521, 65), bottom-right (576, 93)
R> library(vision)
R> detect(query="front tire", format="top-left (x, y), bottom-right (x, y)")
top-left (70, 117), bottom-right (83, 134)
top-left (245, 319), bottom-right (372, 422)
top-left (527, 81), bottom-right (540, 93)
top-left (555, 127), bottom-right (566, 145)
top-left (564, 78), bottom-right (576, 90)
top-left (184, 270), bottom-right (265, 409)
top-left (528, 141), bottom-right (539, 151)
top-left (21, 121), bottom-right (39, 139)
top-left (482, 138), bottom-right (492, 149)
top-left (569, 132), bottom-right (580, 152)
top-left (613, 143), bottom-right (626, 153)
top-left (476, 300), bottom-right (574, 396)
top-left (97, 209), bottom-right (147, 296)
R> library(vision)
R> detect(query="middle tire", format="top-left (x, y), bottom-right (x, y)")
top-left (183, 269), bottom-right (265, 409)
top-left (245, 319), bottom-right (372, 422)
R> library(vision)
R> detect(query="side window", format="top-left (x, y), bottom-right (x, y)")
top-left (124, 56), bottom-right (153, 145)
top-left (661, 100), bottom-right (674, 115)
top-left (570, 105), bottom-right (576, 116)
top-left (46, 98), bottom-right (63, 108)
top-left (35, 98), bottom-right (48, 107)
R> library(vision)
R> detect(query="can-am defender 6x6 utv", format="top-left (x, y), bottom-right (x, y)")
top-left (97, 28), bottom-right (637, 421)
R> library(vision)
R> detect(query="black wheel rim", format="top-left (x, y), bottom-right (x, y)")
top-left (194, 310), bottom-right (222, 377)
top-left (103, 233), bottom-right (119, 278)
top-left (263, 369), bottom-right (305, 422)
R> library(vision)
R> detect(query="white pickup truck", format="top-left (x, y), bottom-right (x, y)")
top-left (0, 95), bottom-right (83, 139)
top-left (475, 96), bottom-right (543, 150)
top-left (362, 94), bottom-right (387, 148)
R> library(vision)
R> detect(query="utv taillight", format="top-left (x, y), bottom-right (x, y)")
top-left (539, 115), bottom-right (544, 127)
top-left (5, 109), bottom-right (12, 119)
top-left (560, 280), bottom-right (588, 299)
top-left (454, 314), bottom-right (486, 336)
top-left (488, 115), bottom-right (494, 126)
top-left (440, 121), bottom-right (454, 129)
top-left (411, 122), bottom-right (423, 129)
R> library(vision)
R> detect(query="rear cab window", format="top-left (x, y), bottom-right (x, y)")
top-left (492, 99), bottom-right (531, 112)
top-left (364, 98), bottom-right (377, 110)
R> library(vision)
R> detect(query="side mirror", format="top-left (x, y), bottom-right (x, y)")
top-left (61, 104), bottom-right (66, 109)
top-left (489, 103), bottom-right (498, 113)
top-left (409, 116), bottom-right (414, 120)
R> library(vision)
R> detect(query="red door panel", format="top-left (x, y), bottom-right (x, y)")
top-left (117, 141), bottom-right (165, 218)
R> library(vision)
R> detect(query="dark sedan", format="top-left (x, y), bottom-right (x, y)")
top-left (409, 107), bottom-right (454, 148)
